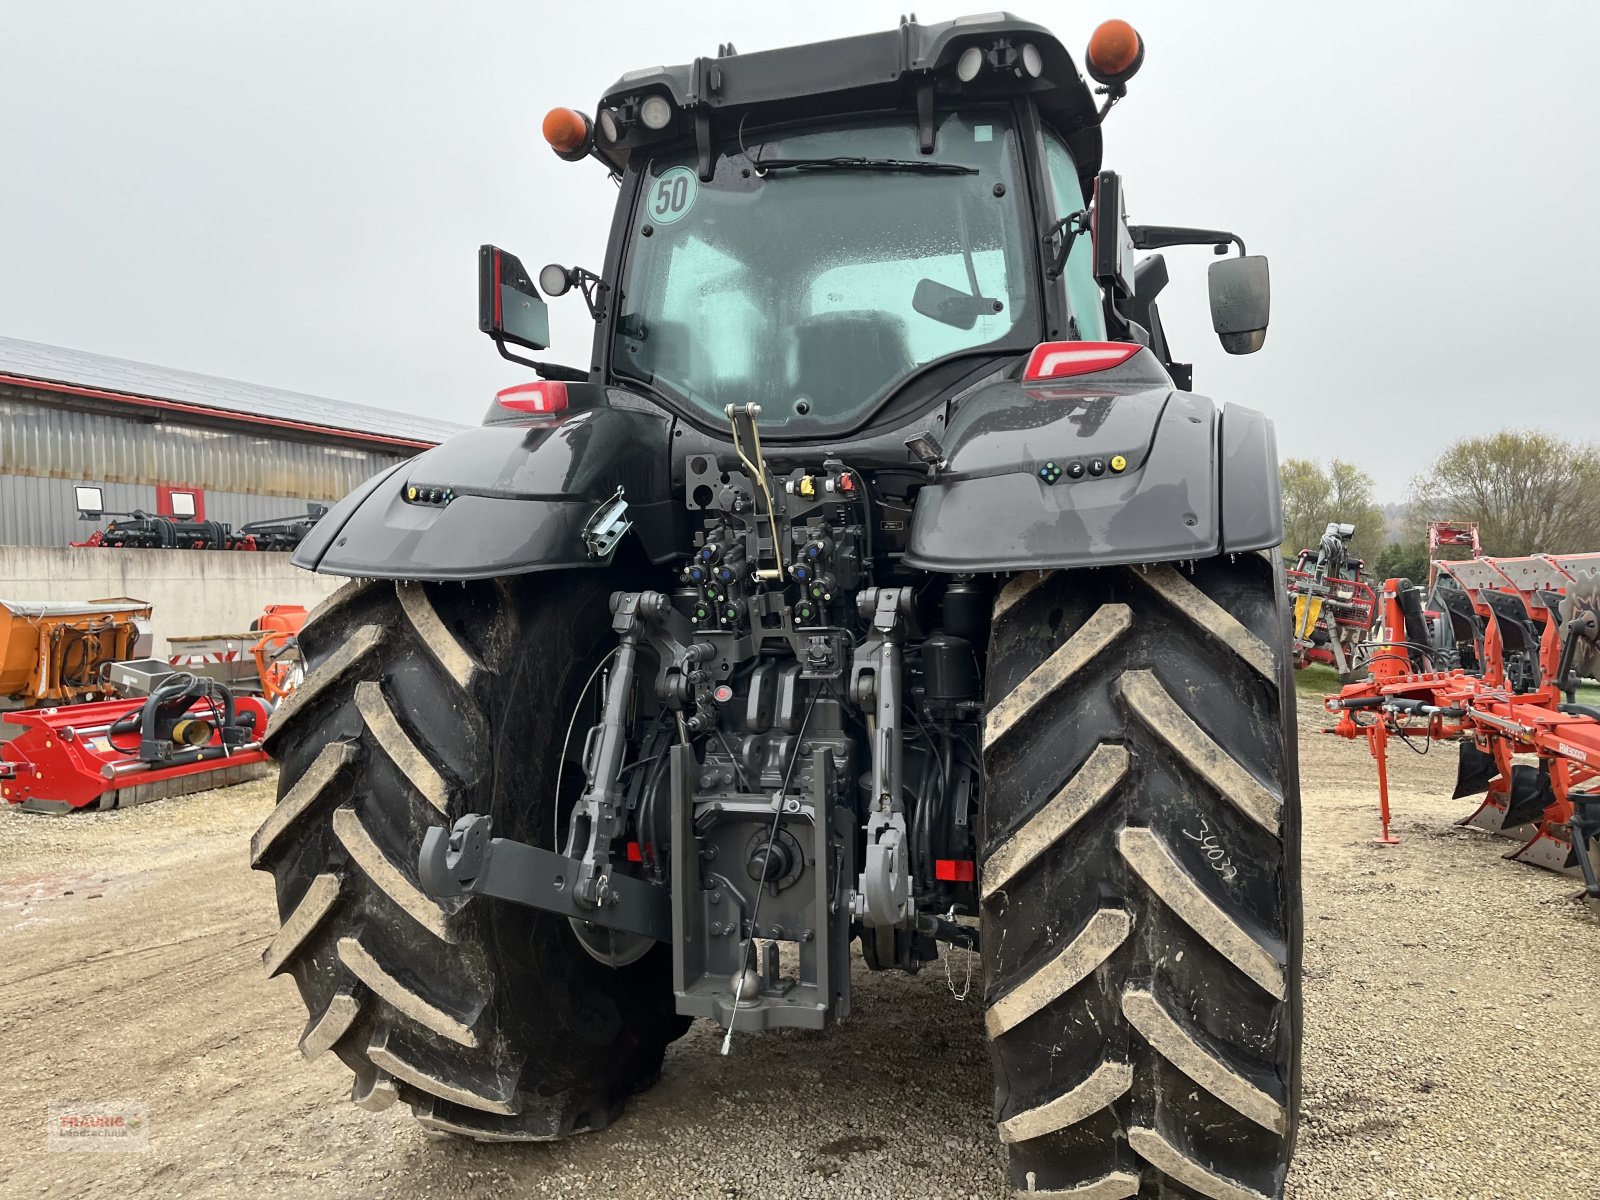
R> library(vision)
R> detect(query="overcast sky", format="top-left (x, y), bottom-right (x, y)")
top-left (3, 1), bottom-right (1597, 500)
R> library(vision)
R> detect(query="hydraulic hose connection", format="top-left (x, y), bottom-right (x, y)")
top-left (725, 403), bottom-right (784, 581)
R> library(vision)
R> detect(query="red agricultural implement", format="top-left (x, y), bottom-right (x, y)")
top-left (1426, 518), bottom-right (1480, 588)
top-left (1325, 555), bottom-right (1600, 909)
top-left (70, 506), bottom-right (328, 552)
top-left (1, 681), bottom-right (271, 813)
top-left (1287, 521), bottom-right (1378, 678)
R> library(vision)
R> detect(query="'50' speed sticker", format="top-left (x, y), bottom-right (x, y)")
top-left (648, 166), bottom-right (697, 225)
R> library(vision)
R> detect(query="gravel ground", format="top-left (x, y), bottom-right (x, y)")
top-left (0, 696), bottom-right (1596, 1200)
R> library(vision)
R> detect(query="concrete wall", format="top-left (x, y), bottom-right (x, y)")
top-left (0, 546), bottom-right (347, 655)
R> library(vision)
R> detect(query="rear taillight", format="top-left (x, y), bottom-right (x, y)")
top-left (1023, 341), bottom-right (1140, 382)
top-left (495, 381), bottom-right (568, 414)
top-left (935, 859), bottom-right (976, 883)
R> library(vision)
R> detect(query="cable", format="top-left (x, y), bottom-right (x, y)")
top-left (637, 739), bottom-right (674, 883)
top-left (553, 647), bottom-right (620, 849)
top-left (726, 407), bottom-right (785, 580)
top-left (714, 727), bottom-right (754, 793)
top-left (836, 461), bottom-right (877, 572)
top-left (625, 715), bottom-right (672, 881)
top-left (722, 685), bottom-right (820, 1055)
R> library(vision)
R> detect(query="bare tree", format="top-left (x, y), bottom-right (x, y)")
top-left (1279, 457), bottom-right (1387, 563)
top-left (1410, 431), bottom-right (1600, 556)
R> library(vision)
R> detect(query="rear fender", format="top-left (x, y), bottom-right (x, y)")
top-left (294, 404), bottom-right (678, 581)
top-left (903, 352), bottom-right (1281, 572)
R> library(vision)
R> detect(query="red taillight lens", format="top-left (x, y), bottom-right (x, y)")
top-left (495, 381), bottom-right (568, 414)
top-left (1023, 341), bottom-right (1141, 382)
top-left (934, 859), bottom-right (976, 883)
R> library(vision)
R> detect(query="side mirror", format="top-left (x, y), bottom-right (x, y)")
top-left (478, 245), bottom-right (550, 352)
top-left (1208, 255), bottom-right (1270, 354)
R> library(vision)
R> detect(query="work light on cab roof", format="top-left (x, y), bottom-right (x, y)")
top-left (539, 13), bottom-right (1152, 169)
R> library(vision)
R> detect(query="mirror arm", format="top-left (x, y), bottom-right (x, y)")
top-left (1128, 224), bottom-right (1246, 257)
top-left (1043, 209), bottom-right (1090, 280)
top-left (491, 338), bottom-right (588, 383)
top-left (572, 269), bottom-right (609, 323)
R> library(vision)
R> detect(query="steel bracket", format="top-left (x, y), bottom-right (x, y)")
top-left (584, 487), bottom-right (633, 561)
top-left (419, 814), bottom-right (671, 942)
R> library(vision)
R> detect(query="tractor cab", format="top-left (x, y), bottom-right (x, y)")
top-left (482, 13), bottom-right (1270, 437)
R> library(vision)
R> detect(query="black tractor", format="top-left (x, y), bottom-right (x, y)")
top-left (254, 14), bottom-right (1300, 1198)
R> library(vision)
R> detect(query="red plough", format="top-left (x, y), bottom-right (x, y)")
top-left (1325, 557), bottom-right (1600, 908)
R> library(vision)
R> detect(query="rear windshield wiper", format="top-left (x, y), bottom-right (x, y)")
top-left (754, 156), bottom-right (978, 176)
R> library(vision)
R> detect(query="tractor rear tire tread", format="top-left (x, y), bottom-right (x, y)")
top-left (254, 575), bottom-right (685, 1140)
top-left (981, 556), bottom-right (1301, 1199)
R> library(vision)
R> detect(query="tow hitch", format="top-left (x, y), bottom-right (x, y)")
top-left (419, 814), bottom-right (672, 942)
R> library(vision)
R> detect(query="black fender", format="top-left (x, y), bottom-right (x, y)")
top-left (902, 352), bottom-right (1282, 573)
top-left (294, 403), bottom-right (679, 581)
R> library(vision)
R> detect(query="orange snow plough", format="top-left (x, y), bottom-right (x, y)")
top-left (1325, 554), bottom-right (1600, 907)
top-left (0, 597), bottom-right (153, 706)
top-left (249, 604), bottom-right (308, 701)
top-left (156, 604), bottom-right (309, 701)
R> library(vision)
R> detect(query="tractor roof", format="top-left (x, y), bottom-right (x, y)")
top-left (594, 12), bottom-right (1103, 196)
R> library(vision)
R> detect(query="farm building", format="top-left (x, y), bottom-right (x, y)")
top-left (0, 335), bottom-right (463, 548)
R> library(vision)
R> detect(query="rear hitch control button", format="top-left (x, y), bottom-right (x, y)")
top-left (1087, 458), bottom-right (1107, 477)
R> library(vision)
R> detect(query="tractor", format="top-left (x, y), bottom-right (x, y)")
top-left (254, 14), bottom-right (1300, 1198)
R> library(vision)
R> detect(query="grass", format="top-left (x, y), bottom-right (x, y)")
top-left (1294, 664), bottom-right (1343, 697)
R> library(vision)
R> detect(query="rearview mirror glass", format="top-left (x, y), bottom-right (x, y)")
top-left (478, 244), bottom-right (551, 352)
top-left (1209, 255), bottom-right (1270, 354)
top-left (74, 485), bottom-right (103, 519)
top-left (911, 278), bottom-right (997, 331)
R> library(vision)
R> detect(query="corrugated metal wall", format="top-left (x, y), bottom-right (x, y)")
top-left (0, 397), bottom-right (410, 548)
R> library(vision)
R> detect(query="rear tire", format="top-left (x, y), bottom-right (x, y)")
top-left (253, 573), bottom-right (688, 1138)
top-left (980, 557), bottom-right (1301, 1198)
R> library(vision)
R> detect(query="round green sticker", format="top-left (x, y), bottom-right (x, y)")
top-left (647, 166), bottom-right (698, 225)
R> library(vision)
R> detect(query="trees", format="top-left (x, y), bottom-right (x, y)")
top-left (1409, 431), bottom-right (1600, 557)
top-left (1279, 457), bottom-right (1388, 561)
top-left (1373, 540), bottom-right (1428, 585)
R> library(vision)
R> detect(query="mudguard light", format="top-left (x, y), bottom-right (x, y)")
top-left (496, 381), bottom-right (569, 414)
top-left (1023, 341), bottom-right (1140, 382)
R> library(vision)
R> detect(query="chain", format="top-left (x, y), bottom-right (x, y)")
top-left (943, 942), bottom-right (974, 1001)
top-left (942, 908), bottom-right (976, 1001)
